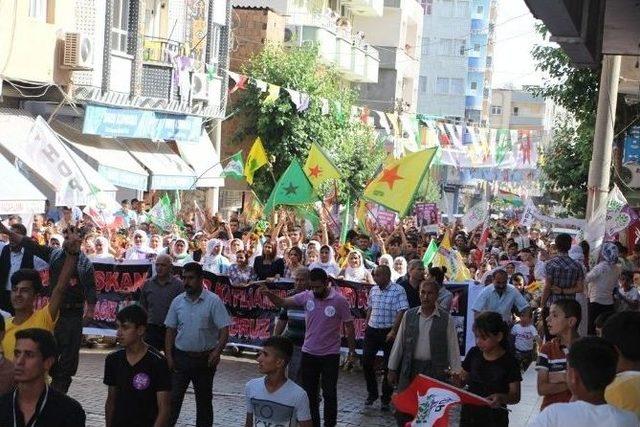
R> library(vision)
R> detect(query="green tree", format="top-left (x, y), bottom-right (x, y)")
top-left (232, 44), bottom-right (384, 203)
top-left (530, 25), bottom-right (635, 216)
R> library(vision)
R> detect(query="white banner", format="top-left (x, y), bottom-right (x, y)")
top-left (519, 200), bottom-right (586, 229)
top-left (461, 200), bottom-right (489, 232)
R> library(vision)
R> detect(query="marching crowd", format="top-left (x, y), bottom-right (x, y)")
top-left (0, 198), bottom-right (639, 426)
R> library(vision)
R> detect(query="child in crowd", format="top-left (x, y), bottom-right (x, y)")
top-left (529, 337), bottom-right (637, 427)
top-left (459, 311), bottom-right (522, 427)
top-left (104, 305), bottom-right (171, 427)
top-left (602, 311), bottom-right (640, 419)
top-left (536, 299), bottom-right (581, 410)
top-left (511, 310), bottom-right (541, 372)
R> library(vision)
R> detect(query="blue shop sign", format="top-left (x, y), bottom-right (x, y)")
top-left (82, 104), bottom-right (202, 142)
top-left (624, 126), bottom-right (640, 164)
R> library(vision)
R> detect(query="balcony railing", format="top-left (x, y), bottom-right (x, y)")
top-left (143, 36), bottom-right (186, 63)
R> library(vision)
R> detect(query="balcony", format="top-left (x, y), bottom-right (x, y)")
top-left (142, 36), bottom-right (186, 64)
top-left (284, 16), bottom-right (337, 65)
top-left (335, 29), bottom-right (353, 73)
top-left (342, 0), bottom-right (384, 17)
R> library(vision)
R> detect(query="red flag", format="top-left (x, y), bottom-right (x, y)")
top-left (392, 374), bottom-right (490, 417)
top-left (229, 75), bottom-right (248, 94)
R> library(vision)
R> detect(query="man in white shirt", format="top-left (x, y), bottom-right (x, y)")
top-left (244, 336), bottom-right (311, 427)
top-left (529, 337), bottom-right (638, 427)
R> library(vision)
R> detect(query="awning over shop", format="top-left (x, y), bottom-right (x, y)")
top-left (50, 120), bottom-right (149, 191)
top-left (0, 109), bottom-right (117, 207)
top-left (176, 131), bottom-right (225, 188)
top-left (0, 155), bottom-right (47, 214)
top-left (124, 139), bottom-right (197, 190)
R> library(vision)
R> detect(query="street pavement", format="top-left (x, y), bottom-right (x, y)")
top-left (72, 349), bottom-right (541, 426)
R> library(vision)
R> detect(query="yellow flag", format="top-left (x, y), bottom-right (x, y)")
top-left (303, 142), bottom-right (341, 189)
top-left (264, 84), bottom-right (281, 104)
top-left (244, 137), bottom-right (269, 184)
top-left (432, 231), bottom-right (471, 281)
top-left (363, 148), bottom-right (437, 215)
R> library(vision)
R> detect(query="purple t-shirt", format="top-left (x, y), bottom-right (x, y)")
top-left (293, 288), bottom-right (353, 356)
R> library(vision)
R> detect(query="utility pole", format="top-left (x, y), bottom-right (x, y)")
top-left (586, 55), bottom-right (621, 221)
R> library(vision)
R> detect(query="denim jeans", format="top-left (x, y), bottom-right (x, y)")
top-left (301, 352), bottom-right (340, 427)
top-left (169, 349), bottom-right (216, 427)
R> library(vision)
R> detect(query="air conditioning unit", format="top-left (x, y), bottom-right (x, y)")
top-left (621, 163), bottom-right (640, 188)
top-left (61, 32), bottom-right (93, 70)
top-left (191, 73), bottom-right (208, 101)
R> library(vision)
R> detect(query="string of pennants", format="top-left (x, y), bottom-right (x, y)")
top-left (227, 70), bottom-right (540, 179)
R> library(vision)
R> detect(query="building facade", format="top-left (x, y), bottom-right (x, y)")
top-left (0, 0), bottom-right (231, 211)
top-left (417, 0), bottom-right (496, 124)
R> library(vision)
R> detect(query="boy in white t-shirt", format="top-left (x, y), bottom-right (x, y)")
top-left (529, 337), bottom-right (638, 427)
top-left (245, 336), bottom-right (312, 427)
top-left (511, 310), bottom-right (541, 372)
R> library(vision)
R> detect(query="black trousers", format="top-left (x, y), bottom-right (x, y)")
top-left (301, 352), bottom-right (340, 427)
top-left (362, 326), bottom-right (393, 404)
top-left (170, 348), bottom-right (216, 427)
top-left (588, 302), bottom-right (614, 335)
top-left (50, 314), bottom-right (83, 393)
top-left (145, 323), bottom-right (166, 352)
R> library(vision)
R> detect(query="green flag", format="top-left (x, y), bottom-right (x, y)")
top-left (422, 239), bottom-right (438, 267)
top-left (148, 194), bottom-right (174, 230)
top-left (222, 151), bottom-right (244, 179)
top-left (340, 197), bottom-right (351, 244)
top-left (269, 159), bottom-right (316, 206)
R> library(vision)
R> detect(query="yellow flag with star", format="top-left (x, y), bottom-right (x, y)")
top-left (363, 148), bottom-right (437, 215)
top-left (244, 137), bottom-right (269, 184)
top-left (303, 142), bottom-right (341, 189)
top-left (432, 231), bottom-right (472, 281)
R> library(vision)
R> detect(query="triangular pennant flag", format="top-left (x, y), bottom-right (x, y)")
top-left (363, 148), bottom-right (437, 215)
top-left (228, 72), bottom-right (248, 94)
top-left (269, 159), bottom-right (316, 206)
top-left (422, 239), bottom-right (438, 267)
top-left (285, 88), bottom-right (310, 112)
top-left (222, 151), bottom-right (244, 180)
top-left (254, 79), bottom-right (268, 93)
top-left (244, 137), bottom-right (269, 185)
top-left (264, 84), bottom-right (281, 104)
top-left (303, 142), bottom-right (341, 189)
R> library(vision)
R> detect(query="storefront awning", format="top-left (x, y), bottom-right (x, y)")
top-left (124, 139), bottom-right (197, 190)
top-left (0, 109), bottom-right (117, 207)
top-left (0, 155), bottom-right (47, 214)
top-left (176, 131), bottom-right (225, 188)
top-left (50, 120), bottom-right (149, 191)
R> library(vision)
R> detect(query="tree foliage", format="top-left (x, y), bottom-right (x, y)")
top-left (232, 44), bottom-right (384, 203)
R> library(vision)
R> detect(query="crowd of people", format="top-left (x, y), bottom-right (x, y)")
top-left (0, 198), bottom-right (639, 426)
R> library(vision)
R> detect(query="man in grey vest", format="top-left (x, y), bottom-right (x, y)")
top-left (387, 279), bottom-right (461, 425)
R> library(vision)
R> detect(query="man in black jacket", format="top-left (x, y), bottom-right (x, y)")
top-left (0, 222), bottom-right (96, 394)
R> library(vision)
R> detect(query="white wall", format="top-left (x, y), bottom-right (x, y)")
top-left (110, 54), bottom-right (132, 94)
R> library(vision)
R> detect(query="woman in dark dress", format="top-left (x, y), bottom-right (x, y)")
top-left (253, 240), bottom-right (285, 280)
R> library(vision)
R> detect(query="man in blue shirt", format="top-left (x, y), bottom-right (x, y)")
top-left (164, 262), bottom-right (231, 427)
top-left (472, 269), bottom-right (530, 324)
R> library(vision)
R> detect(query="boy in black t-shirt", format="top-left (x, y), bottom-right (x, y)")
top-left (104, 305), bottom-right (171, 427)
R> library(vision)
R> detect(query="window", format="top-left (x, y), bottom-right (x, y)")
top-left (111, 0), bottom-right (130, 53)
top-left (436, 38), bottom-right (465, 56)
top-left (422, 37), bottom-right (430, 56)
top-left (450, 78), bottom-right (464, 95)
top-left (438, 0), bottom-right (454, 17)
top-left (476, 5), bottom-right (484, 15)
top-left (513, 106), bottom-right (520, 116)
top-left (473, 43), bottom-right (481, 52)
top-left (419, 76), bottom-right (427, 93)
top-left (436, 78), bottom-right (449, 95)
top-left (470, 81), bottom-right (478, 90)
top-left (491, 106), bottom-right (502, 115)
top-left (455, 0), bottom-right (469, 17)
top-left (28, 0), bottom-right (47, 21)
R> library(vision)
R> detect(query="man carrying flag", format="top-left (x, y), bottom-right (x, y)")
top-left (387, 279), bottom-right (461, 425)
top-left (244, 137), bottom-right (269, 185)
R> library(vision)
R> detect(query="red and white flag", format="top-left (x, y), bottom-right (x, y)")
top-left (475, 220), bottom-right (490, 265)
top-left (393, 375), bottom-right (490, 426)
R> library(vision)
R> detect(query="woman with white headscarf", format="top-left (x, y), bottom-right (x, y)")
top-left (202, 238), bottom-right (231, 275)
top-left (568, 244), bottom-right (589, 337)
top-left (339, 250), bottom-right (374, 284)
top-left (125, 230), bottom-right (152, 260)
top-left (49, 234), bottom-right (64, 249)
top-left (309, 244), bottom-right (340, 277)
top-left (171, 238), bottom-right (193, 266)
top-left (91, 236), bottom-right (114, 261)
top-left (585, 242), bottom-right (622, 334)
top-left (393, 256), bottom-right (408, 282)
